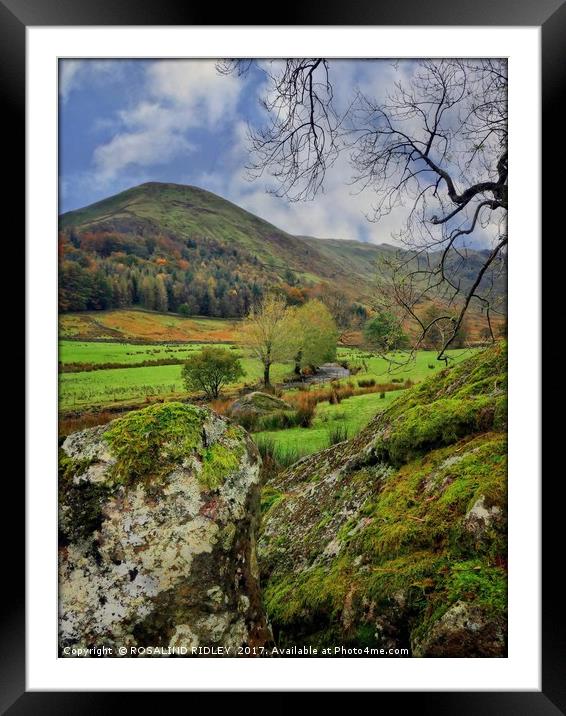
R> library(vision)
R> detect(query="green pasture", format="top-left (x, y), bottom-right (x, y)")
top-left (336, 347), bottom-right (473, 385)
top-left (253, 390), bottom-right (402, 458)
top-left (59, 340), bottom-right (221, 366)
top-left (59, 357), bottom-right (294, 410)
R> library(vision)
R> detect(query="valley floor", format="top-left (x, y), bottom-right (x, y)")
top-left (59, 310), bottom-right (475, 460)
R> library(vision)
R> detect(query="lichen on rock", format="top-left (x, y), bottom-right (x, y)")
top-left (228, 391), bottom-right (293, 417)
top-left (258, 343), bottom-right (508, 656)
top-left (59, 402), bottom-right (271, 655)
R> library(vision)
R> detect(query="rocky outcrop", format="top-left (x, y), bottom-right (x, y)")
top-left (59, 402), bottom-right (271, 656)
top-left (228, 391), bottom-right (292, 417)
top-left (412, 600), bottom-right (506, 657)
top-left (258, 343), bottom-right (507, 657)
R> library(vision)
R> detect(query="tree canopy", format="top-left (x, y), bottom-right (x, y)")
top-left (181, 346), bottom-right (244, 399)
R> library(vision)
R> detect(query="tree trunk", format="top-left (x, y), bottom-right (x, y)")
top-left (263, 362), bottom-right (271, 388)
top-left (294, 350), bottom-right (302, 376)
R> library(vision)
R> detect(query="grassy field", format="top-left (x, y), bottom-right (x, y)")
top-left (59, 335), bottom-right (474, 411)
top-left (251, 348), bottom-right (474, 461)
top-left (59, 309), bottom-right (242, 343)
top-left (253, 390), bottom-right (404, 460)
top-left (337, 346), bottom-right (473, 384)
top-left (59, 340), bottom-right (221, 366)
top-left (59, 357), bottom-right (294, 410)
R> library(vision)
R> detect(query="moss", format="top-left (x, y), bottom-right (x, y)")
top-left (200, 443), bottom-right (241, 490)
top-left (103, 402), bottom-right (205, 486)
top-left (259, 343), bottom-right (508, 651)
top-left (372, 396), bottom-right (496, 466)
top-left (262, 433), bottom-right (506, 647)
top-left (354, 433), bottom-right (507, 559)
top-left (58, 450), bottom-right (115, 544)
top-left (412, 560), bottom-right (507, 644)
top-left (261, 486), bottom-right (286, 515)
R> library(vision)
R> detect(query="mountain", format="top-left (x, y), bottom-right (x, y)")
top-left (300, 236), bottom-right (397, 283)
top-left (59, 182), bottom-right (505, 322)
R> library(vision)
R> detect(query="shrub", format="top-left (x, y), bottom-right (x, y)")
top-left (182, 346), bottom-right (244, 399)
top-left (296, 400), bottom-right (316, 427)
top-left (234, 412), bottom-right (259, 432)
top-left (358, 378), bottom-right (376, 388)
top-left (209, 398), bottom-right (232, 416)
top-left (256, 411), bottom-right (298, 431)
top-left (380, 392), bottom-right (386, 399)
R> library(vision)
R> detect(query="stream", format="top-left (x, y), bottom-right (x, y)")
top-left (284, 362), bottom-right (350, 388)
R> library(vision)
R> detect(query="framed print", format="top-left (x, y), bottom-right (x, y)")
top-left (9, 0), bottom-right (557, 708)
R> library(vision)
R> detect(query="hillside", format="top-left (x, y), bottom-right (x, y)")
top-left (259, 342), bottom-right (507, 656)
top-left (60, 182), bottom-right (351, 280)
top-left (303, 236), bottom-right (507, 306)
top-left (301, 236), bottom-right (396, 283)
top-left (59, 183), bottom-right (378, 318)
top-left (59, 182), bottom-right (505, 324)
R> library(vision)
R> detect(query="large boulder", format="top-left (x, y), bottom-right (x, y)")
top-left (228, 391), bottom-right (292, 417)
top-left (59, 402), bottom-right (271, 656)
top-left (258, 343), bottom-right (508, 657)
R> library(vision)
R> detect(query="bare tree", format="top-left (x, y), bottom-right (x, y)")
top-left (218, 59), bottom-right (507, 362)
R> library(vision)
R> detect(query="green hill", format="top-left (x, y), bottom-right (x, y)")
top-left (60, 182), bottom-right (350, 280)
top-left (59, 182), bottom-right (505, 322)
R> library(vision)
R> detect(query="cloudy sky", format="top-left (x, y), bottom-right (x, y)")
top-left (59, 58), bottom-right (503, 248)
top-left (59, 59), bottom-right (422, 244)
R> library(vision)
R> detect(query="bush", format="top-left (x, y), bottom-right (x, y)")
top-left (182, 347), bottom-right (244, 399)
top-left (380, 392), bottom-right (386, 399)
top-left (256, 411), bottom-right (298, 431)
top-left (358, 378), bottom-right (376, 388)
top-left (296, 400), bottom-right (316, 427)
top-left (209, 398), bottom-right (232, 415)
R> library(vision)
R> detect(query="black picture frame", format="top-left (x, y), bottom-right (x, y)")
top-left (11, 0), bottom-right (557, 709)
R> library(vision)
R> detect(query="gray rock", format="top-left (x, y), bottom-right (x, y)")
top-left (412, 601), bottom-right (507, 657)
top-left (228, 391), bottom-right (292, 416)
top-left (463, 495), bottom-right (502, 536)
top-left (59, 402), bottom-right (271, 656)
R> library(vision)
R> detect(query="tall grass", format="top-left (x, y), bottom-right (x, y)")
top-left (255, 436), bottom-right (308, 477)
top-left (326, 424), bottom-right (349, 446)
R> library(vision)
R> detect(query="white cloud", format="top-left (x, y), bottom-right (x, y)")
top-left (90, 60), bottom-right (244, 186)
top-left (147, 60), bottom-right (241, 127)
top-left (93, 130), bottom-right (194, 182)
top-left (59, 60), bottom-right (125, 103)
top-left (197, 121), bottom-right (394, 244)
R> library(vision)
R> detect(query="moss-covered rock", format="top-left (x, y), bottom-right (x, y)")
top-left (258, 343), bottom-right (507, 656)
top-left (228, 391), bottom-right (293, 417)
top-left (59, 402), bottom-right (271, 655)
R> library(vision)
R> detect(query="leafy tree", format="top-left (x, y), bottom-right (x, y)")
top-left (178, 303), bottom-right (191, 317)
top-left (290, 300), bottom-right (338, 374)
top-left (155, 274), bottom-right (169, 313)
top-left (181, 347), bottom-right (244, 400)
top-left (363, 311), bottom-right (408, 353)
top-left (241, 294), bottom-right (294, 388)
